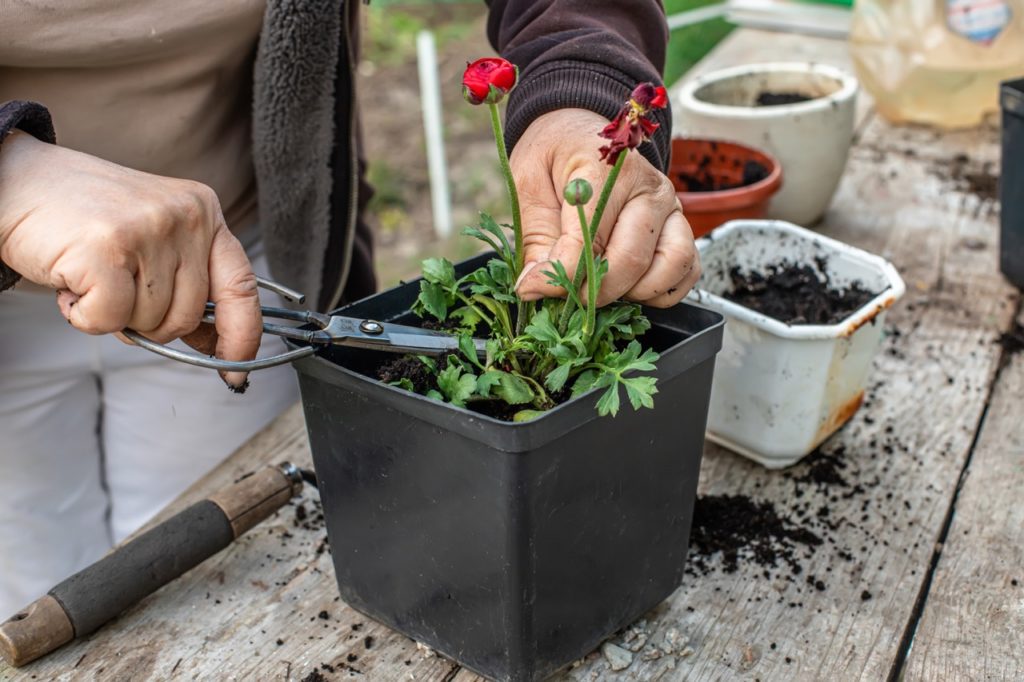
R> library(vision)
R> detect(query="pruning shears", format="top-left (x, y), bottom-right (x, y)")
top-left (122, 277), bottom-right (487, 373)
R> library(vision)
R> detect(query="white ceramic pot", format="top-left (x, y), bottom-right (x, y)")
top-left (689, 220), bottom-right (905, 469)
top-left (676, 62), bottom-right (859, 226)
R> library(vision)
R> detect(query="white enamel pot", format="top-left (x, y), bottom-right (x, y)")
top-left (689, 220), bottom-right (904, 469)
top-left (676, 62), bottom-right (859, 227)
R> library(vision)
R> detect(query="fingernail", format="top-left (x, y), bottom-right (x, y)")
top-left (221, 371), bottom-right (250, 394)
top-left (515, 261), bottom-right (538, 290)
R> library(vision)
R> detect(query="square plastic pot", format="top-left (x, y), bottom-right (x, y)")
top-left (688, 221), bottom-right (905, 469)
top-left (1001, 78), bottom-right (1024, 289)
top-left (288, 254), bottom-right (724, 682)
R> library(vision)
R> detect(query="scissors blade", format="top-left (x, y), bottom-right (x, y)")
top-left (323, 316), bottom-right (488, 357)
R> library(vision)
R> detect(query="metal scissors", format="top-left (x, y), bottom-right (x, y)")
top-left (122, 277), bottom-right (487, 373)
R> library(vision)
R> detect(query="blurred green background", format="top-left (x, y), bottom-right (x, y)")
top-left (367, 0), bottom-right (733, 87)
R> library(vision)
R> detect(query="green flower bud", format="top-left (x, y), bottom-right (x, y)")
top-left (563, 178), bottom-right (594, 206)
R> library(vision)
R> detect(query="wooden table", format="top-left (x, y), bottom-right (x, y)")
top-left (4, 28), bottom-right (1022, 682)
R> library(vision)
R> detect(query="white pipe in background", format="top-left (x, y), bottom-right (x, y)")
top-left (416, 30), bottom-right (453, 239)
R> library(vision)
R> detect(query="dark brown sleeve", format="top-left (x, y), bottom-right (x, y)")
top-left (485, 0), bottom-right (671, 171)
top-left (0, 101), bottom-right (56, 292)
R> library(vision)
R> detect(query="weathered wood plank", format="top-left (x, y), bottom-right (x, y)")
top-left (902, 309), bottom-right (1024, 682)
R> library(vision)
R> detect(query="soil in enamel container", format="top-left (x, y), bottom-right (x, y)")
top-left (756, 91), bottom-right (813, 106)
top-left (676, 155), bottom-right (770, 192)
top-left (723, 261), bottom-right (877, 325)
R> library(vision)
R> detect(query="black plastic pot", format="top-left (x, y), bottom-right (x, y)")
top-left (290, 254), bottom-right (724, 681)
top-left (1002, 78), bottom-right (1024, 289)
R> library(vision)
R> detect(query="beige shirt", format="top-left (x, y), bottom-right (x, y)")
top-left (0, 0), bottom-right (265, 238)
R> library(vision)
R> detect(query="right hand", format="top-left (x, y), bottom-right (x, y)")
top-left (0, 131), bottom-right (261, 388)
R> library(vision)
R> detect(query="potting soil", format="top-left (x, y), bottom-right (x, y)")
top-left (755, 91), bottom-right (812, 106)
top-left (676, 157), bottom-right (770, 192)
top-left (723, 262), bottom-right (877, 325)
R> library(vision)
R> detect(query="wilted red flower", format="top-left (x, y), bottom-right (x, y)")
top-left (598, 82), bottom-right (669, 165)
top-left (462, 57), bottom-right (519, 105)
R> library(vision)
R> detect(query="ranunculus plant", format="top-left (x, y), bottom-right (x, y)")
top-left (393, 59), bottom-right (668, 419)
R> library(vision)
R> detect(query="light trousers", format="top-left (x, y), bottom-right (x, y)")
top-left (0, 249), bottom-right (299, 618)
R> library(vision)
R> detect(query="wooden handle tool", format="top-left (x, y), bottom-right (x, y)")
top-left (0, 463), bottom-right (305, 668)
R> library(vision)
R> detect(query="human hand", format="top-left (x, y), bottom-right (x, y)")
top-left (511, 108), bottom-right (700, 308)
top-left (0, 131), bottom-right (260, 388)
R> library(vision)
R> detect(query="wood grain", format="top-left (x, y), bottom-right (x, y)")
top-left (902, 308), bottom-right (1024, 682)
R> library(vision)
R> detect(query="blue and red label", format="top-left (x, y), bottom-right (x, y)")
top-left (947, 0), bottom-right (1013, 44)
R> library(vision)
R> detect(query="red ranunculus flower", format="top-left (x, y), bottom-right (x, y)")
top-left (462, 57), bottom-right (519, 105)
top-left (598, 82), bottom-right (669, 165)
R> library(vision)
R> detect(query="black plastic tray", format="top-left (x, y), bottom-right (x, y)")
top-left (1002, 78), bottom-right (1023, 289)
top-left (290, 254), bottom-right (724, 681)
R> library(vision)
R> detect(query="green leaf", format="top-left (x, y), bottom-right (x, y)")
top-left (544, 362), bottom-right (573, 393)
top-left (426, 389), bottom-right (445, 402)
top-left (461, 225), bottom-right (504, 255)
top-left (513, 409), bottom-right (545, 422)
top-left (542, 261), bottom-right (583, 310)
top-left (482, 370), bottom-right (534, 405)
top-left (417, 281), bottom-right (449, 321)
top-left (479, 213), bottom-right (513, 255)
top-left (570, 369), bottom-right (600, 397)
top-left (596, 384), bottom-right (621, 417)
top-left (523, 308), bottom-right (561, 346)
top-left (417, 355), bottom-right (437, 373)
top-left (389, 378), bottom-right (416, 392)
top-left (422, 257), bottom-right (456, 289)
top-left (476, 371), bottom-right (502, 398)
top-left (449, 305), bottom-right (482, 332)
top-left (459, 333), bottom-right (484, 367)
top-left (466, 262), bottom-right (517, 303)
top-left (437, 363), bottom-right (477, 407)
top-left (622, 376), bottom-right (658, 410)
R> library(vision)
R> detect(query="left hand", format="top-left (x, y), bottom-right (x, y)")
top-left (511, 108), bottom-right (701, 308)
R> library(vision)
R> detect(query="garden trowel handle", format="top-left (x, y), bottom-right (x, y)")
top-left (0, 463), bottom-right (305, 668)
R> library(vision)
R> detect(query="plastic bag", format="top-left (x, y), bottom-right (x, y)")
top-left (850, 0), bottom-right (1024, 128)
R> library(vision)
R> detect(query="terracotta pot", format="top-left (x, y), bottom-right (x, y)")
top-left (669, 137), bottom-right (783, 238)
top-left (675, 62), bottom-right (857, 226)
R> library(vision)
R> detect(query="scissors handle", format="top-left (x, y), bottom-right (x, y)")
top-left (121, 277), bottom-right (319, 372)
top-left (121, 278), bottom-right (484, 372)
top-left (121, 331), bottom-right (318, 372)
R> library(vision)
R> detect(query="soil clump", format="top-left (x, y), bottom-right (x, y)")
top-left (676, 156), bottom-right (770, 192)
top-left (723, 262), bottom-right (876, 325)
top-left (755, 91), bottom-right (812, 106)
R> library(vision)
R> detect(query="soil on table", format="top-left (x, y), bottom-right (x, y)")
top-left (755, 91), bottom-right (813, 106)
top-left (931, 152), bottom-right (1000, 203)
top-left (999, 321), bottom-right (1024, 357)
top-left (723, 261), bottom-right (877, 325)
top-left (686, 441), bottom-right (886, 595)
top-left (687, 494), bottom-right (823, 576)
top-left (676, 155), bottom-right (770, 192)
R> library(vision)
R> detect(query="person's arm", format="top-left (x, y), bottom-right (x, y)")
top-left (0, 101), bottom-right (261, 388)
top-left (0, 100), bottom-right (56, 292)
top-left (485, 0), bottom-right (671, 171)
top-left (484, 1), bottom-right (700, 309)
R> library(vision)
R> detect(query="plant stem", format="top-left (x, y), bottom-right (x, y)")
top-left (488, 103), bottom-right (523, 275)
top-left (578, 203), bottom-right (597, 337)
top-left (486, 103), bottom-right (531, 336)
top-left (557, 151), bottom-right (628, 331)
